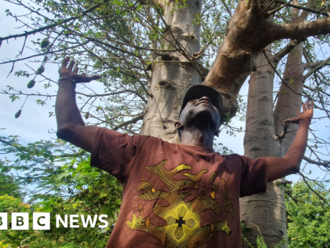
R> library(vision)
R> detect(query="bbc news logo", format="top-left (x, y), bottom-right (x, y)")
top-left (0, 213), bottom-right (109, 230)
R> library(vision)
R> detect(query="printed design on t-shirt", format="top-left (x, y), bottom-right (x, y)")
top-left (127, 160), bottom-right (234, 248)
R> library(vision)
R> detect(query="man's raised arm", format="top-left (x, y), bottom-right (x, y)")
top-left (265, 101), bottom-right (314, 182)
top-left (56, 58), bottom-right (102, 152)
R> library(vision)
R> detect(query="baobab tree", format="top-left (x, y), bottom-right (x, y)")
top-left (1, 0), bottom-right (330, 247)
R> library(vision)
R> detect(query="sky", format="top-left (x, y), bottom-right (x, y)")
top-left (1, 1), bottom-right (329, 186)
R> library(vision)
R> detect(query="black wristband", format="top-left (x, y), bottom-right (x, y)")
top-left (58, 76), bottom-right (76, 88)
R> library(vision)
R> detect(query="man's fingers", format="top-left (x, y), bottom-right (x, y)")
top-left (307, 100), bottom-right (313, 110)
top-left (89, 75), bottom-right (102, 81)
top-left (297, 111), bottom-right (300, 116)
top-left (73, 74), bottom-right (101, 83)
top-left (84, 75), bottom-right (102, 82)
top-left (311, 100), bottom-right (314, 110)
top-left (68, 60), bottom-right (75, 71)
top-left (302, 103), bottom-right (306, 112)
top-left (73, 65), bottom-right (79, 74)
top-left (62, 57), bottom-right (70, 68)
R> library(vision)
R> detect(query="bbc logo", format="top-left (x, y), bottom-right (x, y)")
top-left (0, 213), bottom-right (50, 230)
top-left (0, 213), bottom-right (109, 230)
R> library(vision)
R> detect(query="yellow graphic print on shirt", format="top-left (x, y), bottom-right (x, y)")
top-left (127, 160), bottom-right (234, 248)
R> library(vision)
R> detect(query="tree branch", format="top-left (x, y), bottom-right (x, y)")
top-left (113, 113), bottom-right (144, 131)
top-left (298, 0), bottom-right (316, 22)
top-left (262, 50), bottom-right (302, 96)
top-left (261, 0), bottom-right (278, 16)
top-left (304, 60), bottom-right (330, 70)
top-left (273, 40), bottom-right (300, 62)
top-left (304, 56), bottom-right (330, 79)
top-left (275, 1), bottom-right (329, 17)
top-left (0, 2), bottom-right (105, 43)
top-left (0, 42), bottom-right (89, 65)
top-left (267, 0), bottom-right (293, 16)
top-left (303, 156), bottom-right (330, 167)
top-left (300, 173), bottom-right (330, 207)
top-left (270, 17), bottom-right (330, 42)
top-left (220, 0), bottom-right (232, 17)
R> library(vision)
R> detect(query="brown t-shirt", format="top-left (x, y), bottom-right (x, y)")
top-left (91, 128), bottom-right (268, 248)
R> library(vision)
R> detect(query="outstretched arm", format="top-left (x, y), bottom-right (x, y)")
top-left (266, 101), bottom-right (314, 182)
top-left (56, 58), bottom-right (101, 152)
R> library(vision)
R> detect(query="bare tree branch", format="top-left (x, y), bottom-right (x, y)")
top-left (303, 156), bottom-right (330, 167)
top-left (304, 60), bottom-right (330, 70)
top-left (270, 17), bottom-right (330, 42)
top-left (0, 42), bottom-right (89, 65)
top-left (273, 40), bottom-right (300, 62)
top-left (304, 56), bottom-right (330, 79)
top-left (113, 113), bottom-right (144, 131)
top-left (219, 0), bottom-right (232, 17)
top-left (298, 0), bottom-right (316, 22)
top-left (300, 173), bottom-right (330, 206)
top-left (0, 2), bottom-right (105, 43)
top-left (267, 0), bottom-right (293, 16)
top-left (276, 1), bottom-right (329, 17)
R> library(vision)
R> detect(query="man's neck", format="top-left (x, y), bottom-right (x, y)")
top-left (180, 128), bottom-right (214, 149)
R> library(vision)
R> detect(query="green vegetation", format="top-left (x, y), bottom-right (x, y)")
top-left (286, 181), bottom-right (330, 247)
top-left (0, 136), bottom-right (122, 247)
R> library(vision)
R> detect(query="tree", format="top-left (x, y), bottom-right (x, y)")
top-left (286, 181), bottom-right (330, 247)
top-left (0, 136), bottom-right (122, 247)
top-left (1, 0), bottom-right (330, 247)
top-left (0, 167), bottom-right (21, 199)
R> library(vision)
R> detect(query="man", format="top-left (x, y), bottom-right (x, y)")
top-left (56, 57), bottom-right (313, 248)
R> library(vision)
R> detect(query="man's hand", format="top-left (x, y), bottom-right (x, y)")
top-left (56, 57), bottom-right (101, 152)
top-left (284, 100), bottom-right (314, 126)
top-left (59, 57), bottom-right (102, 83)
top-left (266, 100), bottom-right (314, 182)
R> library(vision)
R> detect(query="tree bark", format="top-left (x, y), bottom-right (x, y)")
top-left (140, 0), bottom-right (202, 143)
top-left (240, 46), bottom-right (287, 247)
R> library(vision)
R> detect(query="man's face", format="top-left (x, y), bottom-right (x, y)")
top-left (179, 96), bottom-right (220, 131)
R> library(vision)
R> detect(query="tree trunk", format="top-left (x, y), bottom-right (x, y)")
top-left (240, 47), bottom-right (287, 247)
top-left (140, 0), bottom-right (202, 143)
top-left (274, 42), bottom-right (304, 154)
top-left (241, 2), bottom-right (307, 247)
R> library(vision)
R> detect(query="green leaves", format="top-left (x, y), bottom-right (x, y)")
top-left (256, 236), bottom-right (267, 248)
top-left (0, 136), bottom-right (122, 247)
top-left (286, 181), bottom-right (330, 247)
top-left (14, 70), bottom-right (30, 77)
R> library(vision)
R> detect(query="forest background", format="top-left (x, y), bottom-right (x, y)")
top-left (0, 0), bottom-right (330, 247)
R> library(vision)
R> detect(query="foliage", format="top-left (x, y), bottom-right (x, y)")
top-left (0, 195), bottom-right (32, 248)
top-left (241, 222), bottom-right (270, 248)
top-left (286, 181), bottom-right (330, 247)
top-left (0, 169), bottom-right (21, 199)
top-left (0, 136), bottom-right (122, 247)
